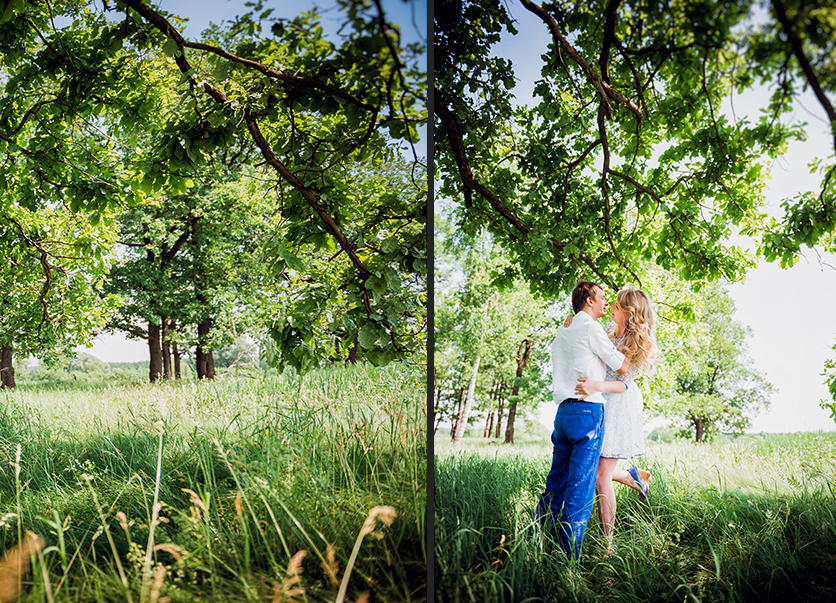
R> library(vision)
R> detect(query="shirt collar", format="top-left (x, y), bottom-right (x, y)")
top-left (573, 311), bottom-right (594, 324)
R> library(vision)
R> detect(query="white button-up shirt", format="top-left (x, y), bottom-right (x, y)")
top-left (551, 311), bottom-right (626, 404)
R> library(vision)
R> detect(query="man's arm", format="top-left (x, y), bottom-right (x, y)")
top-left (587, 323), bottom-right (627, 374)
top-left (616, 357), bottom-right (629, 375)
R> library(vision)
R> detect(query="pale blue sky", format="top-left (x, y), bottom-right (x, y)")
top-left (153, 0), bottom-right (427, 48)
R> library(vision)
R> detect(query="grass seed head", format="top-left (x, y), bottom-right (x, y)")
top-left (272, 550), bottom-right (307, 602)
top-left (181, 488), bottom-right (208, 516)
top-left (322, 543), bottom-right (340, 586)
top-left (148, 565), bottom-right (167, 603)
top-left (153, 543), bottom-right (188, 563)
top-left (234, 490), bottom-right (243, 519)
top-left (361, 505), bottom-right (397, 537)
top-left (0, 532), bottom-right (44, 603)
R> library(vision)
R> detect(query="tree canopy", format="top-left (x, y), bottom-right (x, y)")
top-left (434, 0), bottom-right (836, 296)
top-left (1, 0), bottom-right (427, 374)
top-left (0, 203), bottom-right (119, 387)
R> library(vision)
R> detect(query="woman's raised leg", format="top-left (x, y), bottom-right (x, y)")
top-left (613, 466), bottom-right (651, 494)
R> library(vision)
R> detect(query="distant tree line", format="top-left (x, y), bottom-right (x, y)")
top-left (433, 217), bottom-right (773, 444)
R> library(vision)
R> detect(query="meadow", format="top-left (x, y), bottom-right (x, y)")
top-left (434, 431), bottom-right (836, 602)
top-left (0, 362), bottom-right (426, 602)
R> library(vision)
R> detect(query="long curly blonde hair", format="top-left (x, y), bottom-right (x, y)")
top-left (607, 287), bottom-right (659, 374)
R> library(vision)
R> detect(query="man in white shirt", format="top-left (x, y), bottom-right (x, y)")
top-left (535, 281), bottom-right (628, 565)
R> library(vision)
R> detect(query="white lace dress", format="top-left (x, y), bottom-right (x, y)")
top-left (600, 329), bottom-right (645, 459)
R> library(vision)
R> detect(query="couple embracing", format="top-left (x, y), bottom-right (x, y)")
top-left (535, 281), bottom-right (659, 564)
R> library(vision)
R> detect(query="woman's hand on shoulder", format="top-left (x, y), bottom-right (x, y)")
top-left (563, 314), bottom-right (574, 328)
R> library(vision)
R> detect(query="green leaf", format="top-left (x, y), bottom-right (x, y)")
top-left (366, 275), bottom-right (387, 294)
top-left (162, 37), bottom-right (180, 57)
top-left (345, 104), bottom-right (364, 130)
top-left (385, 269), bottom-right (402, 290)
top-left (387, 119), bottom-right (406, 139)
top-left (381, 236), bottom-right (399, 253)
top-left (357, 323), bottom-right (378, 349)
top-left (275, 243), bottom-right (305, 272)
top-left (212, 60), bottom-right (231, 81)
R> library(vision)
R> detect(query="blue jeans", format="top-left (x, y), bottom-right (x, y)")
top-left (535, 401), bottom-right (604, 562)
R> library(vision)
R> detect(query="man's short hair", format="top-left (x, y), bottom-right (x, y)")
top-left (572, 281), bottom-right (602, 314)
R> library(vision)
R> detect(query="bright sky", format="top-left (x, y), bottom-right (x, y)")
top-left (458, 4), bottom-right (836, 434)
top-left (153, 0), bottom-right (427, 47)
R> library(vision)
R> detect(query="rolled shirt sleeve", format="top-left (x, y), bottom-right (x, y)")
top-left (588, 322), bottom-right (625, 372)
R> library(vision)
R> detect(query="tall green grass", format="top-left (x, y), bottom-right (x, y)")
top-left (435, 433), bottom-right (836, 602)
top-left (0, 362), bottom-right (426, 602)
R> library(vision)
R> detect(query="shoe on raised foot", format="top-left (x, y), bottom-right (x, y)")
top-left (627, 466), bottom-right (649, 500)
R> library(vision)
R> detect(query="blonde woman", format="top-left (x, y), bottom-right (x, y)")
top-left (568, 287), bottom-right (659, 551)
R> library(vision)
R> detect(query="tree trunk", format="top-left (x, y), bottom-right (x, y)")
top-left (0, 345), bottom-right (15, 389)
top-left (148, 321), bottom-right (163, 383)
top-left (434, 375), bottom-right (444, 423)
top-left (172, 341), bottom-right (182, 380)
top-left (347, 333), bottom-right (359, 364)
top-left (196, 317), bottom-right (215, 380)
top-left (495, 391), bottom-right (505, 439)
top-left (483, 410), bottom-right (494, 438)
top-left (452, 355), bottom-right (481, 449)
top-left (483, 380), bottom-right (497, 438)
top-left (505, 339), bottom-right (533, 445)
top-left (162, 317), bottom-right (172, 380)
top-left (695, 418), bottom-right (705, 443)
top-left (451, 386), bottom-right (466, 440)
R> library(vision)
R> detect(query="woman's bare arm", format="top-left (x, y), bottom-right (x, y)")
top-left (575, 377), bottom-right (627, 399)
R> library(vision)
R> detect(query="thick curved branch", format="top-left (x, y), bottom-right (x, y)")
top-left (434, 90), bottom-right (530, 235)
top-left (772, 0), bottom-right (836, 151)
top-left (2, 215), bottom-right (66, 330)
top-left (121, 0), bottom-right (372, 282)
top-left (371, 0), bottom-right (427, 173)
top-left (436, 89), bottom-right (618, 286)
top-left (599, 0), bottom-right (623, 82)
top-left (614, 41), bottom-right (648, 116)
top-left (820, 165), bottom-right (836, 209)
top-left (161, 218), bottom-right (196, 265)
top-left (183, 41), bottom-right (376, 111)
top-left (113, 323), bottom-right (149, 340)
top-left (609, 167), bottom-right (690, 200)
top-left (242, 109), bottom-right (370, 279)
top-left (0, 97), bottom-right (75, 143)
top-left (518, 0), bottom-right (642, 121)
top-left (611, 39), bottom-right (646, 169)
top-left (597, 104), bottom-right (639, 284)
